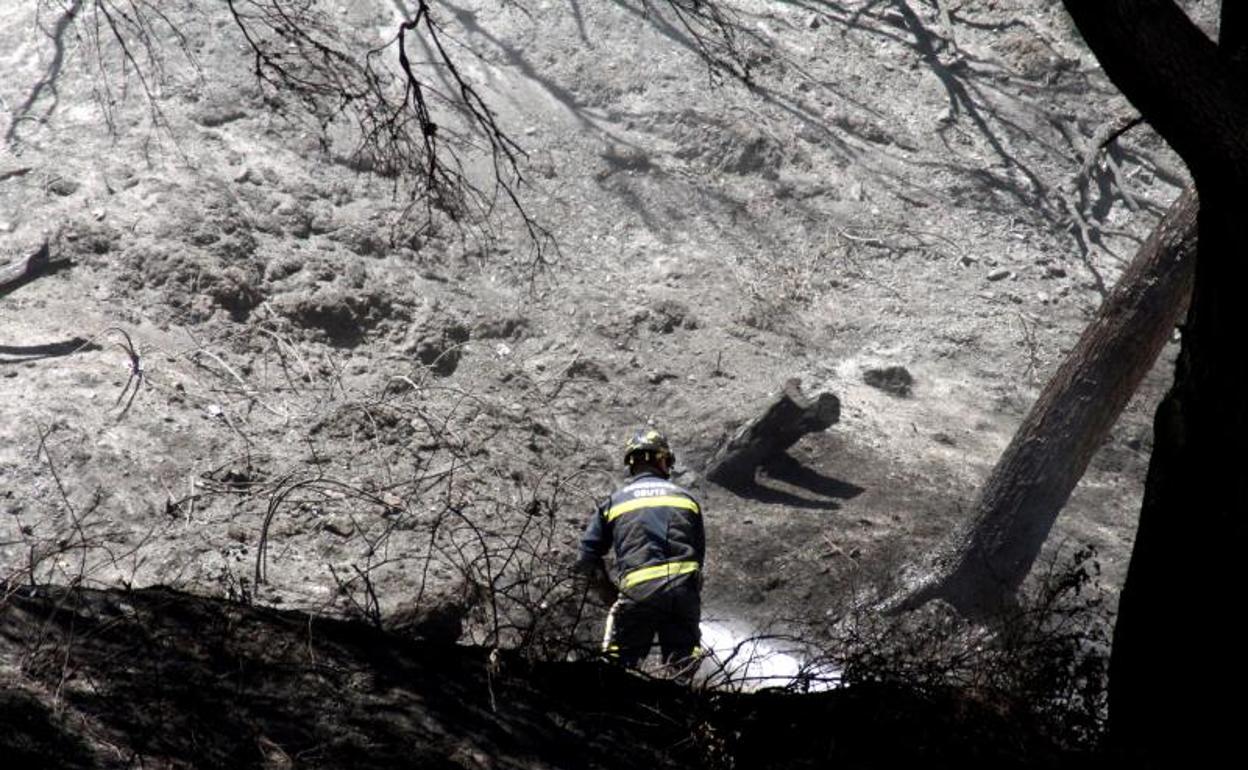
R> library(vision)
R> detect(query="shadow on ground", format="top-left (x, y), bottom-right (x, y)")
top-left (718, 452), bottom-right (866, 511)
top-left (0, 586), bottom-right (1103, 769)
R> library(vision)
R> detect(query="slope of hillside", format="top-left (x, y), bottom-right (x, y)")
top-left (1, 0), bottom-right (1188, 657)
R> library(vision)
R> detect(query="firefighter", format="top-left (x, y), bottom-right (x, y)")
top-left (576, 427), bottom-right (705, 679)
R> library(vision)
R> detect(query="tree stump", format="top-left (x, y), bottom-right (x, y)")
top-left (704, 378), bottom-right (840, 489)
top-left (0, 239), bottom-right (50, 293)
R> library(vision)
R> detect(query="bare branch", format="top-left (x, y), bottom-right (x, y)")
top-left (225, 0), bottom-right (554, 261)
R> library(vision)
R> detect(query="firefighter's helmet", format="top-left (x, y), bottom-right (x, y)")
top-left (623, 427), bottom-right (674, 469)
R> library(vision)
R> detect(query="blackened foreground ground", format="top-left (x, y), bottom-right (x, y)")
top-left (0, 586), bottom-right (1101, 770)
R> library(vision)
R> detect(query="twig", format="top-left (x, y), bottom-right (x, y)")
top-left (190, 345), bottom-right (290, 420)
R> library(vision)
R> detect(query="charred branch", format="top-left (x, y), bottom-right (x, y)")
top-left (1062, 1), bottom-right (1248, 183)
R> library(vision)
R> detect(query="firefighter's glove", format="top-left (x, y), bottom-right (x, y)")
top-left (589, 572), bottom-right (618, 606)
top-left (573, 560), bottom-right (617, 606)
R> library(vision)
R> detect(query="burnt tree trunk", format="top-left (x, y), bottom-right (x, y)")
top-left (1057, 2), bottom-right (1248, 762)
top-left (895, 185), bottom-right (1198, 617)
top-left (704, 378), bottom-right (839, 489)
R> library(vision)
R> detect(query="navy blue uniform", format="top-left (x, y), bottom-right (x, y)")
top-left (578, 471), bottom-right (704, 670)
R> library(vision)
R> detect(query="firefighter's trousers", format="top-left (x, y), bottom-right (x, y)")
top-left (602, 572), bottom-right (700, 674)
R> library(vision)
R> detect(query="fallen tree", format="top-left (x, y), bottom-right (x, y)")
top-left (892, 185), bottom-right (1198, 618)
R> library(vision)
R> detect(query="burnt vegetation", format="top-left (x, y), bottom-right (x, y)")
top-left (1, 0), bottom-right (1228, 767)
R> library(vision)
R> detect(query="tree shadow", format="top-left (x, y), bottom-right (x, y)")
top-left (762, 453), bottom-right (866, 500)
top-left (396, 0), bottom-right (1156, 284)
top-left (605, 0), bottom-right (1157, 253)
top-left (6, 0), bottom-right (84, 147)
top-left (0, 337), bottom-right (99, 364)
top-left (0, 586), bottom-right (705, 770)
top-left (0, 687), bottom-right (98, 769)
top-left (436, 1), bottom-right (618, 136)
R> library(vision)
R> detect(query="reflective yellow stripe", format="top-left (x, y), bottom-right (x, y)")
top-left (620, 560), bottom-right (699, 590)
top-left (605, 495), bottom-right (700, 523)
top-left (602, 601), bottom-right (619, 654)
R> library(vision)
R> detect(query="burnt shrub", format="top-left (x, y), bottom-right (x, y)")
top-left (832, 544), bottom-right (1111, 755)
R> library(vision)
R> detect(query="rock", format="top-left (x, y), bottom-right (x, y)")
top-left (600, 145), bottom-right (654, 174)
top-left (308, 206), bottom-right (337, 235)
top-left (265, 257), bottom-right (303, 282)
top-left (986, 268), bottom-right (1012, 282)
top-left (881, 9), bottom-right (908, 29)
top-left (720, 131), bottom-right (782, 178)
top-left (992, 29), bottom-right (1072, 82)
top-left (320, 518), bottom-right (354, 538)
top-left (406, 316), bottom-right (470, 376)
top-left (207, 266), bottom-right (264, 320)
top-left (830, 112), bottom-right (894, 146)
top-left (190, 93), bottom-right (249, 127)
top-left (388, 601), bottom-right (466, 644)
top-left (48, 177), bottom-right (80, 196)
top-left (330, 223), bottom-right (387, 256)
top-left (193, 106), bottom-right (247, 127)
top-left (566, 357), bottom-right (609, 382)
top-left (863, 365), bottom-right (914, 397)
top-left (345, 262), bottom-right (367, 289)
top-left (532, 153), bottom-right (558, 179)
top-left (474, 315), bottom-right (528, 340)
top-left (278, 286), bottom-right (404, 347)
top-left (647, 299), bottom-right (696, 333)
top-left (387, 582), bottom-right (480, 644)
